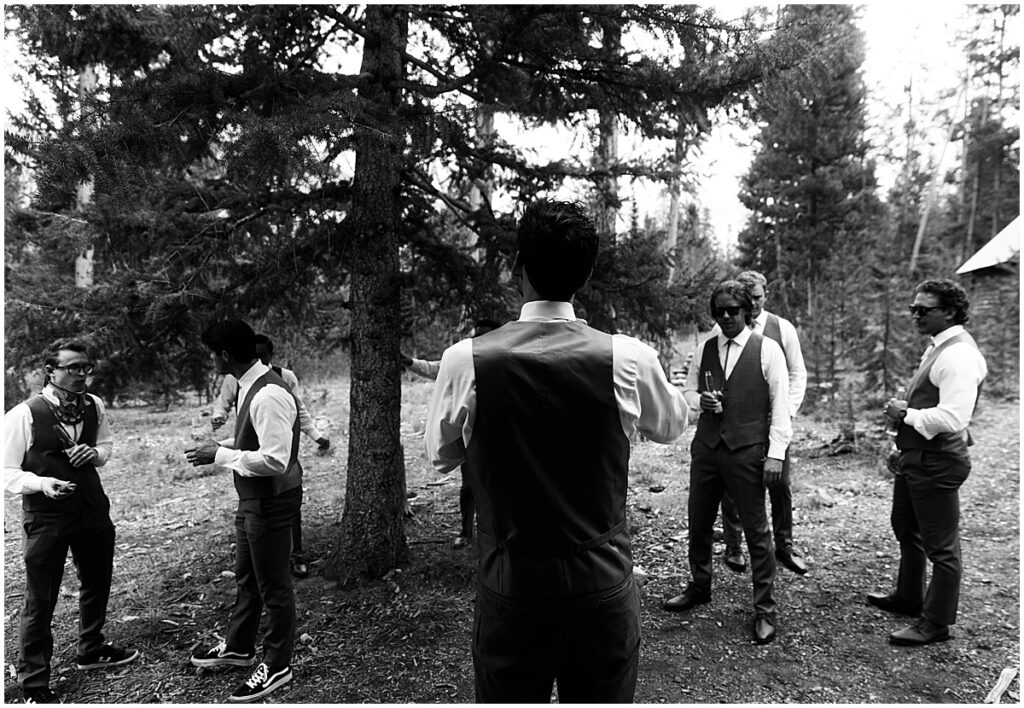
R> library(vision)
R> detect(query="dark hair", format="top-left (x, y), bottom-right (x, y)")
top-left (516, 199), bottom-right (599, 301)
top-left (254, 333), bottom-right (275, 355)
top-left (916, 278), bottom-right (970, 325)
top-left (709, 280), bottom-right (754, 326)
top-left (202, 319), bottom-right (258, 362)
top-left (473, 318), bottom-right (501, 334)
top-left (44, 339), bottom-right (91, 369)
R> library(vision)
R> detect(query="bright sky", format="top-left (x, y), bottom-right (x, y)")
top-left (693, 3), bottom-right (979, 251)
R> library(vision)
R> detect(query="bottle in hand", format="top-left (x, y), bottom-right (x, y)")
top-left (884, 386), bottom-right (907, 436)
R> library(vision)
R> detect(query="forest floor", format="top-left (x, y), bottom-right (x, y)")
top-left (3, 375), bottom-right (1020, 704)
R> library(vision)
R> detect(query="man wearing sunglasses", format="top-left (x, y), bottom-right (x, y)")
top-left (718, 271), bottom-right (808, 577)
top-left (4, 340), bottom-right (138, 704)
top-left (663, 280), bottom-right (791, 645)
top-left (872, 279), bottom-right (987, 646)
top-left (425, 199), bottom-right (690, 702)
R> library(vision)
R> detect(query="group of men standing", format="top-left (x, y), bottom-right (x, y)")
top-left (6, 198), bottom-right (988, 704)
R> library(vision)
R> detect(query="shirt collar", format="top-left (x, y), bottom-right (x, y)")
top-left (519, 300), bottom-right (577, 322)
top-left (752, 310), bottom-right (768, 331)
top-left (931, 324), bottom-right (965, 347)
top-left (237, 361), bottom-right (270, 388)
top-left (718, 326), bottom-right (752, 349)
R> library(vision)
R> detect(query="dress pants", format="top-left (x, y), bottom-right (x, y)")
top-left (688, 438), bottom-right (776, 616)
top-left (19, 507), bottom-right (116, 689)
top-left (473, 576), bottom-right (640, 703)
top-left (458, 462), bottom-right (476, 539)
top-left (226, 486), bottom-right (300, 669)
top-left (722, 448), bottom-right (793, 549)
top-left (891, 449), bottom-right (971, 626)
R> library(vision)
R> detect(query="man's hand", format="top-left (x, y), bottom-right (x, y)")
top-left (185, 439), bottom-right (220, 466)
top-left (883, 398), bottom-right (908, 422)
top-left (210, 413), bottom-right (227, 432)
top-left (763, 457), bottom-right (784, 488)
top-left (886, 449), bottom-right (901, 475)
top-left (65, 444), bottom-right (98, 468)
top-left (40, 477), bottom-right (76, 499)
top-left (699, 391), bottom-right (723, 414)
top-left (315, 437), bottom-right (330, 456)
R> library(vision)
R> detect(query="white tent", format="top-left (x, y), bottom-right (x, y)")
top-left (955, 216), bottom-right (1020, 274)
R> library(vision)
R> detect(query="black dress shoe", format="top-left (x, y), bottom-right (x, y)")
top-left (889, 618), bottom-right (950, 646)
top-left (867, 591), bottom-right (922, 616)
top-left (724, 546), bottom-right (746, 573)
top-left (775, 546), bottom-right (808, 575)
top-left (753, 614), bottom-right (776, 645)
top-left (663, 586), bottom-right (711, 613)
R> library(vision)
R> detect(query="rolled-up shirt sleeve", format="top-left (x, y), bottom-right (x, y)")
top-left (425, 339), bottom-right (474, 474)
top-left (905, 341), bottom-right (987, 439)
top-left (214, 384), bottom-right (296, 477)
top-left (614, 335), bottom-right (689, 443)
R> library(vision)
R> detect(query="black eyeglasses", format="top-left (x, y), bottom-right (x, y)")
top-left (53, 364), bottom-right (94, 375)
top-left (908, 305), bottom-right (943, 317)
top-left (713, 305), bottom-right (744, 318)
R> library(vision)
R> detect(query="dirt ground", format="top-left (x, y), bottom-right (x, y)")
top-left (3, 380), bottom-right (1019, 704)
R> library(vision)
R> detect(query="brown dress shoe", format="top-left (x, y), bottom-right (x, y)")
top-left (889, 618), bottom-right (950, 646)
top-left (724, 546), bottom-right (746, 573)
top-left (663, 587), bottom-right (711, 613)
top-left (775, 545), bottom-right (808, 575)
top-left (753, 613), bottom-right (776, 645)
top-left (866, 592), bottom-right (922, 617)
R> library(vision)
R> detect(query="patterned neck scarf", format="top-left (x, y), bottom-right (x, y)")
top-left (47, 382), bottom-right (91, 425)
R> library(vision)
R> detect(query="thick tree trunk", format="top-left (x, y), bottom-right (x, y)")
top-left (329, 5), bottom-right (409, 583)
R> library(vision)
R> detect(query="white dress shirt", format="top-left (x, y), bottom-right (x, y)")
top-left (708, 327), bottom-right (792, 461)
top-left (408, 358), bottom-right (441, 380)
top-left (214, 362), bottom-right (298, 477)
top-left (708, 309), bottom-right (807, 417)
top-left (214, 365), bottom-right (324, 440)
top-left (4, 386), bottom-right (113, 494)
top-left (904, 325), bottom-right (988, 439)
top-left (425, 300), bottom-right (691, 474)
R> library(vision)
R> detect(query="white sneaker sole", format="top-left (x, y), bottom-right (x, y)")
top-left (228, 671), bottom-right (293, 703)
top-left (76, 649), bottom-right (140, 670)
top-left (190, 654), bottom-right (257, 668)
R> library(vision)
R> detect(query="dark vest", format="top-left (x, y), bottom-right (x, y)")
top-left (232, 371), bottom-right (303, 499)
top-left (464, 320), bottom-right (632, 600)
top-left (762, 313), bottom-right (784, 355)
top-left (694, 334), bottom-right (770, 451)
top-left (21, 395), bottom-right (109, 513)
top-left (896, 331), bottom-right (984, 455)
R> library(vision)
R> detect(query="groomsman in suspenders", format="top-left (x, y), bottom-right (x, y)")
top-left (185, 320), bottom-right (301, 702)
top-left (719, 270), bottom-right (808, 575)
top-left (663, 280), bottom-right (791, 645)
top-left (4, 340), bottom-right (138, 704)
top-left (426, 199), bottom-right (690, 702)
top-left (871, 279), bottom-right (986, 646)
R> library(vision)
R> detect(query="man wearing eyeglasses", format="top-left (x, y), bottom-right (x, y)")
top-left (872, 279), bottom-right (987, 646)
top-left (718, 270), bottom-right (808, 577)
top-left (663, 280), bottom-right (791, 645)
top-left (4, 340), bottom-right (139, 704)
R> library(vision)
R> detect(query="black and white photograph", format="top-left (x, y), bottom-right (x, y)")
top-left (3, 3), bottom-right (1019, 704)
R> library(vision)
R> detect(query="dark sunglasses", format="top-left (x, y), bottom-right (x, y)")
top-left (713, 305), bottom-right (744, 318)
top-left (908, 304), bottom-right (943, 317)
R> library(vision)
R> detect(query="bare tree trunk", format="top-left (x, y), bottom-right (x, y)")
top-left (76, 65), bottom-right (97, 289)
top-left (595, 19), bottom-right (620, 243)
top-left (330, 5), bottom-right (409, 582)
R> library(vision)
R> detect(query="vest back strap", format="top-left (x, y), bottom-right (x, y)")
top-left (478, 518), bottom-right (627, 557)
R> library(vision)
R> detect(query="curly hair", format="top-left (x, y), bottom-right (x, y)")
top-left (709, 280), bottom-right (754, 326)
top-left (916, 278), bottom-right (971, 325)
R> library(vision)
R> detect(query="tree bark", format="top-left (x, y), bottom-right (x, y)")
top-left (329, 5), bottom-right (409, 583)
